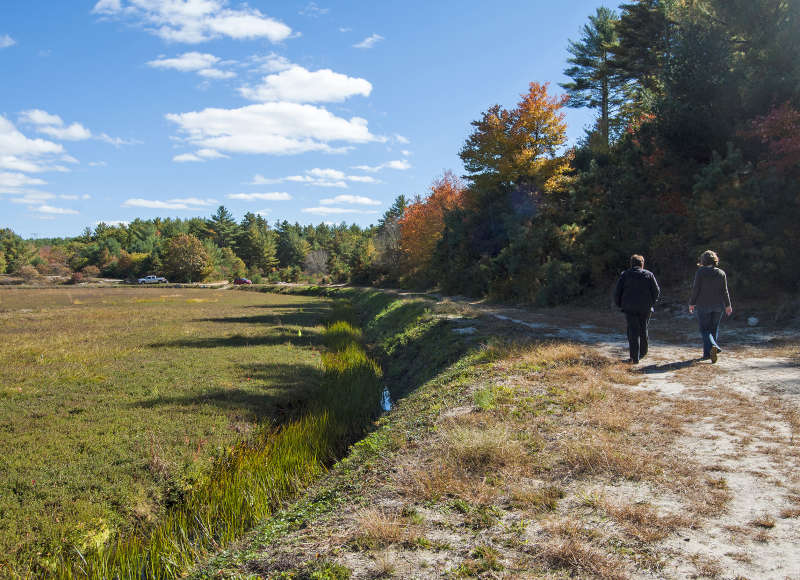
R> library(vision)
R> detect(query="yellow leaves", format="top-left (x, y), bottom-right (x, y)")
top-left (460, 82), bottom-right (570, 188)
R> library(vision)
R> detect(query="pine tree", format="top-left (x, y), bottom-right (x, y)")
top-left (561, 7), bottom-right (630, 147)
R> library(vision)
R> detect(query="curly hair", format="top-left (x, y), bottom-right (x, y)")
top-left (699, 250), bottom-right (719, 267)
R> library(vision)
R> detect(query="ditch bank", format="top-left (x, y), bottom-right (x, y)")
top-left (186, 285), bottom-right (486, 578)
top-left (54, 286), bottom-right (474, 580)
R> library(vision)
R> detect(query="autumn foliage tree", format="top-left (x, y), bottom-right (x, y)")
top-left (399, 172), bottom-right (464, 284)
top-left (434, 82), bottom-right (577, 301)
top-left (162, 234), bottom-right (212, 283)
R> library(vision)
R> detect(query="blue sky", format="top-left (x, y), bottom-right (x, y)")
top-left (1, 0), bottom-right (609, 238)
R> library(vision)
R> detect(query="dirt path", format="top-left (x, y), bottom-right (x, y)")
top-left (209, 288), bottom-right (800, 579)
top-left (453, 300), bottom-right (800, 579)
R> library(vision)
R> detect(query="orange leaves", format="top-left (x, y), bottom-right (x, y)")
top-left (460, 82), bottom-right (569, 187)
top-left (398, 171), bottom-right (465, 275)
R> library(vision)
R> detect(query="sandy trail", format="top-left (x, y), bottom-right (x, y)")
top-left (450, 301), bottom-right (800, 579)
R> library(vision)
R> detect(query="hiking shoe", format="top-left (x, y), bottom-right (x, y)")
top-left (710, 346), bottom-right (719, 364)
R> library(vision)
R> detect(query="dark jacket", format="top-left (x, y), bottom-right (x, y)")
top-left (614, 267), bottom-right (660, 313)
top-left (690, 266), bottom-right (731, 310)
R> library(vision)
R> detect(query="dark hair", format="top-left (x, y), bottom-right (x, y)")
top-left (630, 254), bottom-right (644, 268)
top-left (699, 250), bottom-right (719, 267)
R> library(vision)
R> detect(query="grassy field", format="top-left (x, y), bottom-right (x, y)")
top-left (0, 287), bottom-right (333, 576)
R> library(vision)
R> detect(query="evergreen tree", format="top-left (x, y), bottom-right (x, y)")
top-left (561, 7), bottom-right (630, 146)
top-left (237, 213), bottom-right (278, 272)
top-left (207, 206), bottom-right (239, 250)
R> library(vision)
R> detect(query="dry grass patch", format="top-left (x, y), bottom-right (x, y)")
top-left (749, 513), bottom-right (776, 529)
top-left (690, 553), bottom-right (723, 578)
top-left (508, 482), bottom-right (565, 512)
top-left (604, 501), bottom-right (691, 543)
top-left (443, 423), bottom-right (528, 472)
top-left (753, 528), bottom-right (771, 543)
top-left (350, 509), bottom-right (417, 550)
top-left (405, 463), bottom-right (498, 505)
top-left (538, 536), bottom-right (627, 580)
top-left (560, 435), bottom-right (655, 480)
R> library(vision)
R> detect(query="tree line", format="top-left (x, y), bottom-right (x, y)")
top-left (3, 0), bottom-right (798, 299)
top-left (0, 209), bottom-right (373, 284)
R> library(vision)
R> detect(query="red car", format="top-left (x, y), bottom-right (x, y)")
top-left (233, 277), bottom-right (252, 285)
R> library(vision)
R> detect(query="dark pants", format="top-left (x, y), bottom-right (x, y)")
top-left (624, 310), bottom-right (651, 362)
top-left (696, 308), bottom-right (723, 358)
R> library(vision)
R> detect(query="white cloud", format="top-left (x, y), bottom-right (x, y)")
top-left (339, 27), bottom-right (351, 33)
top-left (59, 194), bottom-right (91, 200)
top-left (227, 192), bottom-right (291, 201)
top-left (92, 0), bottom-right (292, 44)
top-left (8, 191), bottom-right (55, 203)
top-left (38, 204), bottom-right (79, 215)
top-left (394, 134), bottom-right (410, 144)
top-left (299, 2), bottom-right (328, 17)
top-left (122, 197), bottom-right (217, 210)
top-left (250, 167), bottom-right (378, 188)
top-left (166, 102), bottom-right (376, 156)
top-left (36, 204), bottom-right (80, 215)
top-left (0, 35), bottom-right (16, 49)
top-left (352, 159), bottom-right (411, 172)
top-left (247, 53), bottom-right (292, 73)
top-left (197, 148), bottom-right (227, 158)
top-left (97, 133), bottom-right (141, 147)
top-left (254, 209), bottom-right (271, 216)
top-left (173, 153), bottom-right (203, 162)
top-left (88, 161), bottom-right (108, 167)
top-left (320, 194), bottom-right (380, 206)
top-left (19, 109), bottom-right (63, 126)
top-left (239, 65), bottom-right (371, 104)
top-left (148, 51), bottom-right (219, 71)
top-left (353, 34), bottom-right (383, 49)
top-left (401, 149), bottom-right (411, 156)
top-left (20, 109), bottom-right (134, 146)
top-left (173, 148), bottom-right (227, 163)
top-left (0, 155), bottom-right (62, 173)
top-left (0, 171), bottom-right (47, 189)
top-left (197, 68), bottom-right (236, 79)
top-left (39, 123), bottom-right (93, 141)
top-left (0, 116), bottom-right (64, 159)
top-left (92, 0), bottom-right (121, 13)
top-left (302, 206), bottom-right (378, 215)
top-left (147, 51), bottom-right (235, 79)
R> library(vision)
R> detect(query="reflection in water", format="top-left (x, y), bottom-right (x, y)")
top-left (381, 387), bottom-right (392, 412)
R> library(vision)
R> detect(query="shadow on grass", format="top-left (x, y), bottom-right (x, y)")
top-left (195, 307), bottom-right (330, 327)
top-left (133, 362), bottom-right (323, 423)
top-left (150, 327), bottom-right (325, 349)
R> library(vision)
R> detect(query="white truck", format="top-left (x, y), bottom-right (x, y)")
top-left (137, 275), bottom-right (168, 284)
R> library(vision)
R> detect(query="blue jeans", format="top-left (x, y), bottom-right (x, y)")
top-left (696, 308), bottom-right (723, 358)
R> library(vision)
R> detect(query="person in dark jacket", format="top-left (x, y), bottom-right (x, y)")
top-left (614, 254), bottom-right (661, 363)
top-left (689, 250), bottom-right (732, 363)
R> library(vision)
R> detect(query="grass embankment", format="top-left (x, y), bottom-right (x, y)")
top-left (196, 287), bottom-right (740, 578)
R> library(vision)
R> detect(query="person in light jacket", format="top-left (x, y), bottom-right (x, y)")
top-left (689, 250), bottom-right (732, 363)
top-left (614, 254), bottom-right (661, 363)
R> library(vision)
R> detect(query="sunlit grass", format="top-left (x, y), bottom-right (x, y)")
top-left (0, 287), bottom-right (334, 578)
